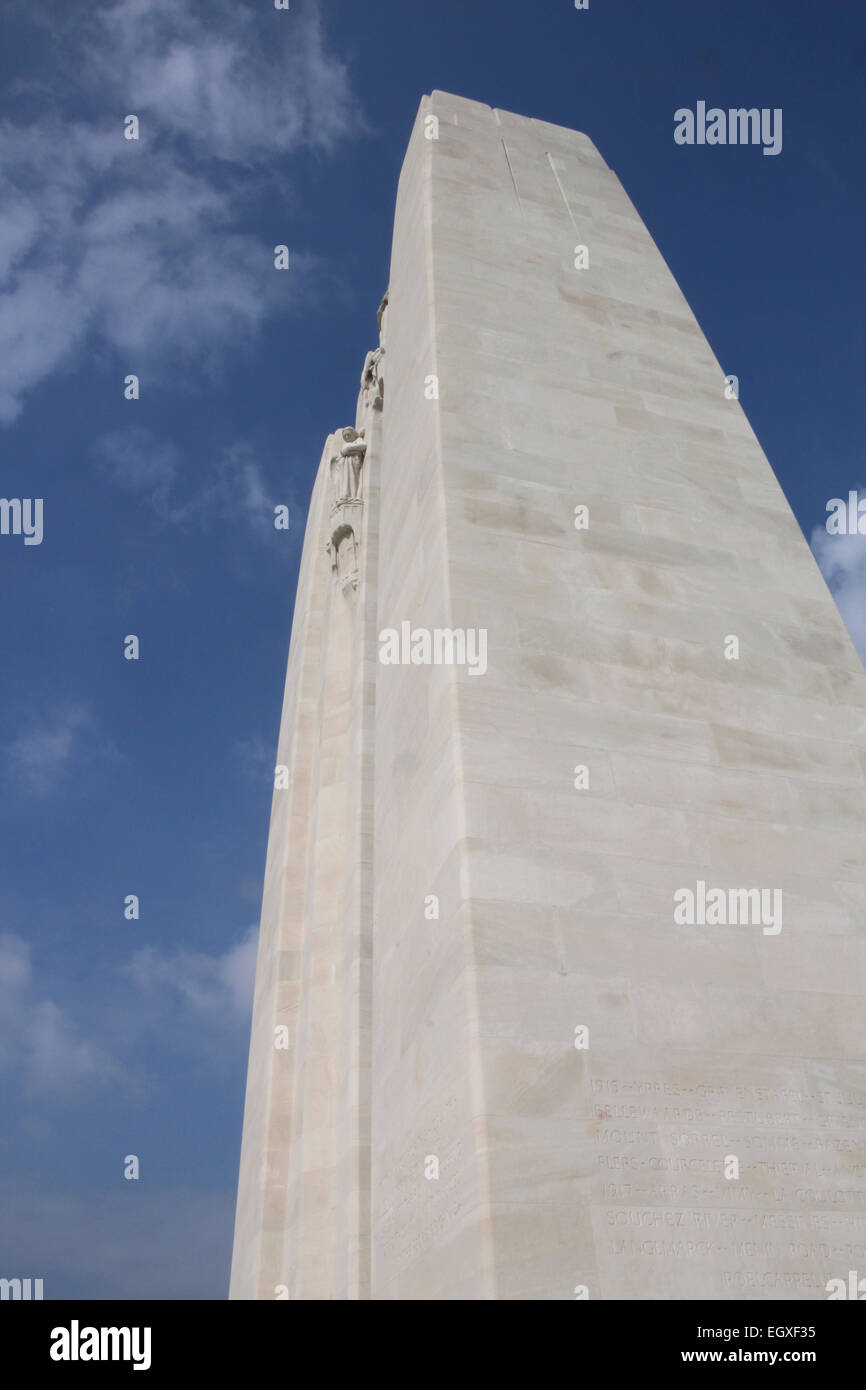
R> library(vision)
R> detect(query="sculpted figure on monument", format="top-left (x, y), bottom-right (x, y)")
top-left (326, 523), bottom-right (359, 591)
top-left (377, 288), bottom-right (389, 344)
top-left (360, 346), bottom-right (384, 411)
top-left (330, 427), bottom-right (366, 507)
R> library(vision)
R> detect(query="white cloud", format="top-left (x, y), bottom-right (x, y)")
top-left (88, 0), bottom-right (358, 160)
top-left (92, 429), bottom-right (289, 540)
top-left (6, 702), bottom-right (119, 797)
top-left (0, 1), bottom-right (361, 421)
top-left (810, 500), bottom-right (866, 663)
top-left (0, 919), bottom-right (257, 1104)
top-left (0, 933), bottom-right (119, 1094)
top-left (233, 734), bottom-right (273, 783)
top-left (166, 441), bottom-right (278, 535)
top-left (0, 189), bottom-right (38, 280)
top-left (125, 926), bottom-right (258, 1022)
top-left (93, 427), bottom-right (180, 513)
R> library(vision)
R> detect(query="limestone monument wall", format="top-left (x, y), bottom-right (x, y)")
top-left (232, 92), bottom-right (866, 1300)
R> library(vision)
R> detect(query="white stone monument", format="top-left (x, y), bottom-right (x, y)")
top-left (231, 93), bottom-right (866, 1301)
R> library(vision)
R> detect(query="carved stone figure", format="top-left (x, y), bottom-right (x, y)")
top-left (360, 347), bottom-right (384, 411)
top-left (377, 288), bottom-right (389, 344)
top-left (326, 523), bottom-right (358, 591)
top-left (330, 427), bottom-right (366, 507)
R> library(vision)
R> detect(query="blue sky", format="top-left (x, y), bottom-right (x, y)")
top-left (0, 0), bottom-right (863, 1299)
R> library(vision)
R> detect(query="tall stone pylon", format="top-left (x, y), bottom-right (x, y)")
top-left (231, 92), bottom-right (866, 1301)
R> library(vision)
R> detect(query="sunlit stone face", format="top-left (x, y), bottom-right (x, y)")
top-left (231, 92), bottom-right (866, 1303)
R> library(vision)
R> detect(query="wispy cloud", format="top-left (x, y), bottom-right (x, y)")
top-left (125, 926), bottom-right (258, 1022)
top-left (0, 920), bottom-right (257, 1105)
top-left (0, 934), bottom-right (120, 1095)
top-left (86, 0), bottom-right (358, 161)
top-left (811, 496), bottom-right (866, 663)
top-left (92, 428), bottom-right (291, 540)
top-left (92, 427), bottom-right (180, 514)
top-left (5, 702), bottom-right (120, 798)
top-left (0, 0), bottom-right (362, 421)
top-left (233, 734), bottom-right (274, 784)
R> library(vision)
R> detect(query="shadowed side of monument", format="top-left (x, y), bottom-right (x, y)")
top-left (230, 322), bottom-right (384, 1300)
